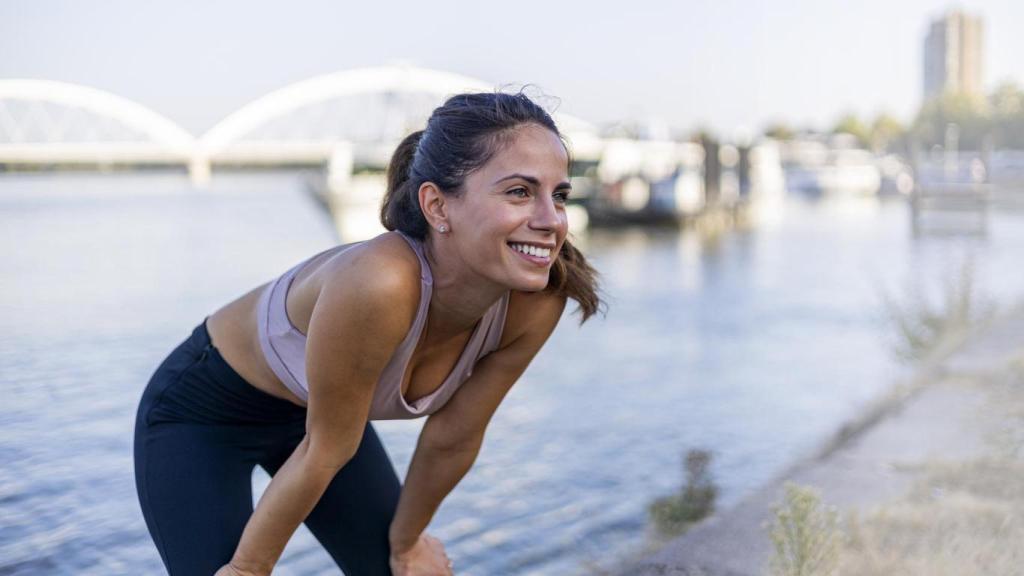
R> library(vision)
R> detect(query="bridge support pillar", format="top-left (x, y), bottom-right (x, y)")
top-left (189, 154), bottom-right (211, 187)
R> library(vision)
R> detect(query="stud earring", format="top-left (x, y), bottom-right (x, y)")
top-left (438, 224), bottom-right (449, 233)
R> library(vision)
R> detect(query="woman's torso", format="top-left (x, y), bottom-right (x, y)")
top-left (205, 231), bottom-right (508, 417)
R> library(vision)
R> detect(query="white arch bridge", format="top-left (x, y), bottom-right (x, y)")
top-left (0, 65), bottom-right (604, 184)
top-left (0, 66), bottom-right (727, 238)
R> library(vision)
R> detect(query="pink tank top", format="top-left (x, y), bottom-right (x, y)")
top-left (256, 231), bottom-right (510, 420)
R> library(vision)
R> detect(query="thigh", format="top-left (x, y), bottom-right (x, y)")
top-left (261, 423), bottom-right (401, 576)
top-left (134, 320), bottom-right (306, 574)
top-left (135, 419), bottom-right (258, 576)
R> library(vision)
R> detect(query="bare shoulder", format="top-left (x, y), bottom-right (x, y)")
top-left (314, 231), bottom-right (424, 338)
top-left (334, 231), bottom-right (422, 284)
top-left (499, 289), bottom-right (568, 349)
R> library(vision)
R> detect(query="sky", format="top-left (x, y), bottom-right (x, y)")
top-left (2, 0), bottom-right (1022, 138)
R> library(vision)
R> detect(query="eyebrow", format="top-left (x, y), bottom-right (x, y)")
top-left (493, 173), bottom-right (572, 190)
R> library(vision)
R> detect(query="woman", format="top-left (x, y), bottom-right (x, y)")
top-left (134, 91), bottom-right (601, 576)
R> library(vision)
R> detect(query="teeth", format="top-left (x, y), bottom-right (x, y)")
top-left (510, 243), bottom-right (551, 258)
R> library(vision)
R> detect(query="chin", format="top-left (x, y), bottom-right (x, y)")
top-left (515, 273), bottom-right (550, 292)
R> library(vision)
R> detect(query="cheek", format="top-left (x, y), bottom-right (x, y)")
top-left (557, 211), bottom-right (570, 231)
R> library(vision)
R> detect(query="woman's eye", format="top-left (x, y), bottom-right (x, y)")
top-left (508, 187), bottom-right (529, 198)
top-left (554, 191), bottom-right (571, 203)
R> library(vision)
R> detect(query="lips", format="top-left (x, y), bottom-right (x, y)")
top-left (507, 242), bottom-right (552, 266)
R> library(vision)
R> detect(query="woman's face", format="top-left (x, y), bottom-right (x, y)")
top-left (446, 123), bottom-right (571, 292)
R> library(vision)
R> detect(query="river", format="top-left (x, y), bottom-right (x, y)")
top-left (2, 171), bottom-right (1023, 575)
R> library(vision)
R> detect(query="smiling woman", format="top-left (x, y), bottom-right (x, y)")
top-left (381, 92), bottom-right (600, 316)
top-left (133, 90), bottom-right (603, 576)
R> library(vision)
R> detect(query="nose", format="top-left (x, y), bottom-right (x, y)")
top-left (529, 193), bottom-right (564, 233)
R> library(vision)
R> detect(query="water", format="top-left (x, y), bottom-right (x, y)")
top-left (2, 172), bottom-right (1023, 575)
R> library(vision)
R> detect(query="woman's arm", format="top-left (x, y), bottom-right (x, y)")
top-left (389, 291), bottom-right (568, 555)
top-left (227, 257), bottom-right (420, 575)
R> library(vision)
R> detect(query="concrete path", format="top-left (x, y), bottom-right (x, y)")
top-left (619, 304), bottom-right (1024, 576)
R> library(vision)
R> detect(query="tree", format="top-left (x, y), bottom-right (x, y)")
top-left (832, 114), bottom-right (870, 148)
top-left (989, 82), bottom-right (1024, 149)
top-left (869, 113), bottom-right (905, 153)
top-left (764, 123), bottom-right (795, 141)
top-left (912, 92), bottom-right (990, 150)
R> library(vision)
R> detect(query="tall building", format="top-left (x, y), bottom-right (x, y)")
top-left (923, 10), bottom-right (984, 101)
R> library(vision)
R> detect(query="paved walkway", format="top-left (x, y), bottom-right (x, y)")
top-left (620, 304), bottom-right (1024, 576)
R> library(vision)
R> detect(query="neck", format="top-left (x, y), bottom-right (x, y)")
top-left (421, 237), bottom-right (507, 343)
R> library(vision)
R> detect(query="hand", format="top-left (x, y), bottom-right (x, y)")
top-left (389, 533), bottom-right (454, 576)
top-left (213, 563), bottom-right (265, 576)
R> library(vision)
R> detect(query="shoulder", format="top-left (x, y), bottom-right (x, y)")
top-left (313, 232), bottom-right (424, 339)
top-left (335, 231), bottom-right (422, 285)
top-left (328, 231), bottom-right (421, 291)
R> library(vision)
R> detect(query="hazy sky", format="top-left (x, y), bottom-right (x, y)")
top-left (2, 0), bottom-right (1022, 138)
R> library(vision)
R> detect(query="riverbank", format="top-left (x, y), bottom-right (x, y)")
top-left (619, 301), bottom-right (1024, 575)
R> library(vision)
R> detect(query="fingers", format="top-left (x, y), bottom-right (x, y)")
top-left (431, 538), bottom-right (452, 574)
top-left (430, 534), bottom-right (453, 575)
top-left (420, 533), bottom-right (453, 575)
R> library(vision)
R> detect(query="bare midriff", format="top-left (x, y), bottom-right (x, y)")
top-left (205, 284), bottom-right (308, 407)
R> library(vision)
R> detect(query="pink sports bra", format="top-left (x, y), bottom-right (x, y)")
top-left (256, 230), bottom-right (510, 420)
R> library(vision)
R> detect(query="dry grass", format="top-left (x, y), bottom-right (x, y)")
top-left (767, 359), bottom-right (1024, 576)
top-left (838, 457), bottom-right (1024, 575)
top-left (767, 484), bottom-right (840, 576)
top-left (877, 257), bottom-right (997, 364)
top-left (766, 455), bottom-right (1024, 576)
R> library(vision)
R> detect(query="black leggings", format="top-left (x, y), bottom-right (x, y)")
top-left (133, 319), bottom-right (401, 575)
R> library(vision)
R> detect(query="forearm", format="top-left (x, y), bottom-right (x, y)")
top-left (230, 436), bottom-right (351, 574)
top-left (388, 437), bottom-right (482, 553)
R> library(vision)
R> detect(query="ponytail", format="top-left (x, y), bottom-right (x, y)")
top-left (547, 237), bottom-right (603, 324)
top-left (380, 130), bottom-right (429, 238)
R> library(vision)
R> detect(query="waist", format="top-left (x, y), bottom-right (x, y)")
top-left (142, 319), bottom-right (309, 427)
top-left (204, 284), bottom-right (309, 408)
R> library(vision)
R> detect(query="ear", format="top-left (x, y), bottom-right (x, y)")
top-left (418, 181), bottom-right (450, 232)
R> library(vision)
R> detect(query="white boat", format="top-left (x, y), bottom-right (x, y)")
top-left (782, 136), bottom-right (882, 197)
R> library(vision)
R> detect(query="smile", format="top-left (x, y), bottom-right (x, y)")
top-left (507, 242), bottom-right (552, 266)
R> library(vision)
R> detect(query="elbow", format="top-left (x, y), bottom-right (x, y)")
top-left (430, 442), bottom-right (481, 459)
top-left (421, 415), bottom-right (486, 455)
top-left (300, 433), bottom-right (361, 474)
top-left (422, 431), bottom-right (484, 456)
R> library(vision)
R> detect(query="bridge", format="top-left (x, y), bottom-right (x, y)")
top-left (0, 65), bottom-right (604, 184)
top-left (0, 65), bottom-right (729, 238)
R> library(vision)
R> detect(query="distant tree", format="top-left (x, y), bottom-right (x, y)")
top-left (764, 123), bottom-right (795, 141)
top-left (832, 114), bottom-right (870, 148)
top-left (869, 113), bottom-right (906, 153)
top-left (989, 82), bottom-right (1024, 149)
top-left (912, 92), bottom-right (990, 150)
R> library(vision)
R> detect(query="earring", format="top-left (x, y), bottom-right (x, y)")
top-left (438, 224), bottom-right (449, 233)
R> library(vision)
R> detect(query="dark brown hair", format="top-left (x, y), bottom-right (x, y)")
top-left (380, 91), bottom-right (603, 323)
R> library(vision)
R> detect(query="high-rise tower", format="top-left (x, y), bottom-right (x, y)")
top-left (923, 10), bottom-right (984, 101)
